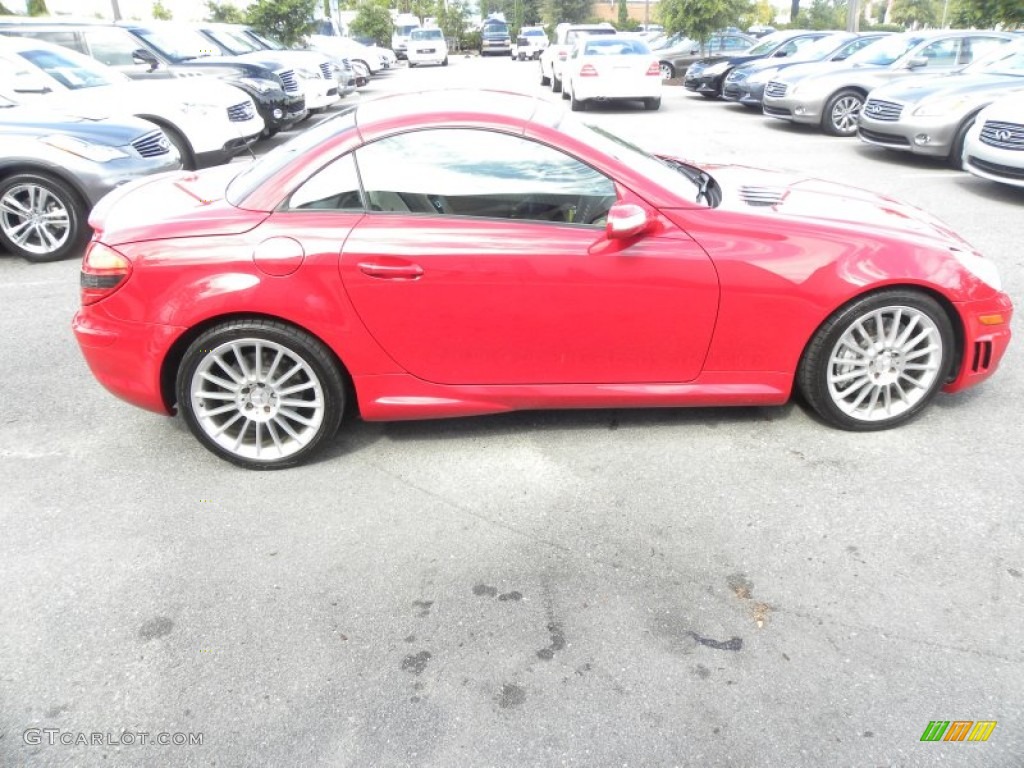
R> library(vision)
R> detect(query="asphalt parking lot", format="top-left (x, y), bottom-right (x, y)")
top-left (1, 56), bottom-right (1022, 767)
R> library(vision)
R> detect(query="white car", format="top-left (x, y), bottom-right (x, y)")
top-left (0, 36), bottom-right (263, 169)
top-left (963, 90), bottom-right (1024, 188)
top-left (512, 27), bottom-right (548, 61)
top-left (407, 28), bottom-right (448, 67)
top-left (564, 36), bottom-right (662, 111)
top-left (307, 35), bottom-right (385, 75)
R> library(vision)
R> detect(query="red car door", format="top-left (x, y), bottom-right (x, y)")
top-left (329, 126), bottom-right (719, 386)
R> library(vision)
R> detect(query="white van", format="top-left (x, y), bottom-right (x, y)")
top-left (392, 14), bottom-right (421, 60)
top-left (407, 28), bottom-right (448, 67)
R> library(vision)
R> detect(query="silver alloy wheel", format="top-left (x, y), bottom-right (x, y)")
top-left (190, 338), bottom-right (326, 462)
top-left (826, 306), bottom-right (943, 422)
top-left (830, 95), bottom-right (862, 134)
top-left (660, 62), bottom-right (673, 79)
top-left (0, 182), bottom-right (71, 256)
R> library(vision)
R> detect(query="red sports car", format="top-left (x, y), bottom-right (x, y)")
top-left (73, 90), bottom-right (1012, 469)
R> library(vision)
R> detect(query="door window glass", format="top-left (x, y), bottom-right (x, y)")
top-left (354, 129), bottom-right (617, 226)
top-left (84, 28), bottom-right (147, 67)
top-left (288, 153), bottom-right (364, 211)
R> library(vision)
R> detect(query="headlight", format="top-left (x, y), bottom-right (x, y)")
top-left (181, 101), bottom-right (219, 116)
top-left (912, 95), bottom-right (971, 117)
top-left (703, 61), bottom-right (730, 76)
top-left (40, 134), bottom-right (128, 163)
top-left (235, 76), bottom-right (278, 94)
top-left (951, 248), bottom-right (1001, 291)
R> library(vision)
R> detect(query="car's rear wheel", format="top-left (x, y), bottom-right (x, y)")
top-left (0, 172), bottom-right (89, 263)
top-left (176, 320), bottom-right (346, 469)
top-left (551, 71), bottom-right (562, 93)
top-left (823, 89), bottom-right (864, 137)
top-left (659, 62), bottom-right (674, 79)
top-left (798, 290), bottom-right (953, 431)
top-left (540, 64), bottom-right (550, 86)
top-left (443, 56), bottom-right (449, 66)
top-left (570, 86), bottom-right (586, 111)
top-left (644, 97), bottom-right (661, 111)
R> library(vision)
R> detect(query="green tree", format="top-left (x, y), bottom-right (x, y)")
top-left (245, 0), bottom-right (318, 46)
top-left (542, 0), bottom-right (591, 27)
top-left (803, 0), bottom-right (846, 27)
top-left (27, 0), bottom-right (49, 15)
top-left (949, 0), bottom-right (1023, 26)
top-left (205, 0), bottom-right (247, 23)
top-left (617, 0), bottom-right (629, 26)
top-left (790, 0), bottom-right (800, 21)
top-left (349, 0), bottom-right (392, 46)
top-left (437, 0), bottom-right (472, 51)
top-left (152, 0), bottom-right (172, 19)
top-left (659, 0), bottom-right (752, 50)
top-left (889, 0), bottom-right (938, 26)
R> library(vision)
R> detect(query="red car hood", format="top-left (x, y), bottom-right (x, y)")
top-left (89, 164), bottom-right (268, 246)
top-left (706, 164), bottom-right (974, 249)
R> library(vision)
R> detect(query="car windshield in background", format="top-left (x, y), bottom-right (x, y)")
top-left (206, 29), bottom-right (259, 54)
top-left (134, 27), bottom-right (217, 60)
top-left (966, 41), bottom-right (1024, 75)
top-left (784, 34), bottom-right (853, 61)
top-left (411, 29), bottom-right (444, 41)
top-left (249, 30), bottom-right (284, 50)
top-left (843, 34), bottom-right (922, 66)
top-left (17, 47), bottom-right (121, 89)
top-left (745, 32), bottom-right (796, 56)
top-left (584, 39), bottom-right (650, 55)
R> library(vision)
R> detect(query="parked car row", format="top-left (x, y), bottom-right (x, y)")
top-left (0, 18), bottom-right (401, 262)
top-left (686, 29), bottom-right (1024, 188)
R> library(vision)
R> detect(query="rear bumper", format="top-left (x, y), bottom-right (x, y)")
top-left (944, 292), bottom-right (1013, 393)
top-left (573, 80), bottom-right (661, 102)
top-left (73, 303), bottom-right (182, 416)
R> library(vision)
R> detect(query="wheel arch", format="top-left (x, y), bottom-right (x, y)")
top-left (137, 115), bottom-right (195, 167)
top-left (0, 160), bottom-right (93, 213)
top-left (160, 311), bottom-right (357, 415)
top-left (795, 283), bottom-right (965, 387)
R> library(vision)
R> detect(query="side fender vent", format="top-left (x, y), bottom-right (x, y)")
top-left (971, 340), bottom-right (993, 373)
top-left (738, 186), bottom-right (786, 207)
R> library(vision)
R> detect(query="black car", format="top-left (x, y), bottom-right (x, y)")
top-left (684, 29), bottom-right (831, 98)
top-left (0, 20), bottom-right (306, 135)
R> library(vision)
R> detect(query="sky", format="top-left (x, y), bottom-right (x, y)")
top-left (2, 0), bottom-right (248, 22)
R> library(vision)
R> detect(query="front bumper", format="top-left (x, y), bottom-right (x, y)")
top-left (858, 113), bottom-right (960, 158)
top-left (73, 302), bottom-right (183, 416)
top-left (722, 79), bottom-right (766, 106)
top-left (964, 141), bottom-right (1024, 188)
top-left (762, 92), bottom-right (823, 125)
top-left (945, 293), bottom-right (1013, 393)
top-left (683, 72), bottom-right (726, 95)
top-left (247, 88), bottom-right (307, 132)
top-left (194, 131), bottom-right (262, 168)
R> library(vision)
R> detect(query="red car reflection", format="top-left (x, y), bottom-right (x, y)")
top-left (73, 91), bottom-right (1012, 468)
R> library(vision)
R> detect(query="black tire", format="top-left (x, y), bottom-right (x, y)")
top-left (659, 62), bottom-right (674, 79)
top-left (551, 72), bottom-right (562, 93)
top-left (700, 92), bottom-right (718, 100)
top-left (156, 123), bottom-right (195, 171)
top-left (0, 171), bottom-right (90, 263)
top-left (540, 64), bottom-right (550, 86)
top-left (947, 113), bottom-right (978, 170)
top-left (443, 56), bottom-right (448, 66)
top-left (570, 87), bottom-right (586, 111)
top-left (797, 290), bottom-right (954, 431)
top-left (822, 89), bottom-right (864, 137)
top-left (176, 319), bottom-right (346, 469)
top-left (644, 97), bottom-right (661, 111)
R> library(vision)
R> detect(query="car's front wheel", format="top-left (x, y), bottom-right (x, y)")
top-left (659, 62), bottom-right (674, 79)
top-left (823, 89), bottom-right (864, 137)
top-left (0, 172), bottom-right (90, 263)
top-left (798, 290), bottom-right (954, 431)
top-left (551, 71), bottom-right (562, 93)
top-left (176, 319), bottom-right (346, 469)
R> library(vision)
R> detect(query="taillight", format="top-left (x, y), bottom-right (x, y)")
top-left (558, 51), bottom-right (567, 60)
top-left (580, 63), bottom-right (598, 77)
top-left (81, 241), bottom-right (131, 306)
top-left (647, 61), bottom-right (660, 76)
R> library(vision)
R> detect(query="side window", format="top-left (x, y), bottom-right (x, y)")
top-left (917, 39), bottom-right (959, 67)
top-left (965, 36), bottom-right (1007, 65)
top-left (354, 129), bottom-right (618, 226)
top-left (288, 153), bottom-right (364, 211)
top-left (83, 28), bottom-right (149, 67)
top-left (834, 37), bottom-right (873, 61)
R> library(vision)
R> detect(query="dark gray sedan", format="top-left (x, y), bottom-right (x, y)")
top-left (0, 94), bottom-right (180, 262)
top-left (858, 40), bottom-right (1024, 167)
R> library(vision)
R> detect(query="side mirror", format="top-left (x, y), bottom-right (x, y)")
top-left (773, 49), bottom-right (789, 57)
top-left (906, 56), bottom-right (928, 69)
top-left (132, 48), bottom-right (159, 69)
top-left (606, 202), bottom-right (655, 240)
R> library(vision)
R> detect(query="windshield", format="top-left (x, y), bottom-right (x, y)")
top-left (411, 29), bottom-right (443, 41)
top-left (746, 31), bottom-right (800, 56)
top-left (483, 22), bottom-right (509, 36)
top-left (786, 33), bottom-right (854, 62)
top-left (844, 34), bottom-right (921, 66)
top-left (247, 30), bottom-right (284, 50)
top-left (558, 116), bottom-right (716, 206)
top-left (205, 29), bottom-right (259, 55)
top-left (134, 27), bottom-right (219, 61)
top-left (227, 107), bottom-right (358, 206)
top-left (396, 25), bottom-right (420, 36)
top-left (17, 46), bottom-right (125, 89)
top-left (965, 40), bottom-right (1024, 75)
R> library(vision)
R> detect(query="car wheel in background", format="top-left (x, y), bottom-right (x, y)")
top-left (644, 97), bottom-right (661, 111)
top-left (570, 86), bottom-right (586, 111)
top-left (551, 72), bottom-right (562, 93)
top-left (798, 290), bottom-right (953, 431)
top-left (823, 89), bottom-right (864, 137)
top-left (443, 56), bottom-right (448, 66)
top-left (176, 319), bottom-right (346, 469)
top-left (540, 62), bottom-right (550, 86)
top-left (659, 62), bottom-right (674, 79)
top-left (0, 172), bottom-right (89, 263)
top-left (948, 113), bottom-right (979, 170)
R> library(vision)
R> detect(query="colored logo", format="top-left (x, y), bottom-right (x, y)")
top-left (920, 721), bottom-right (996, 742)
